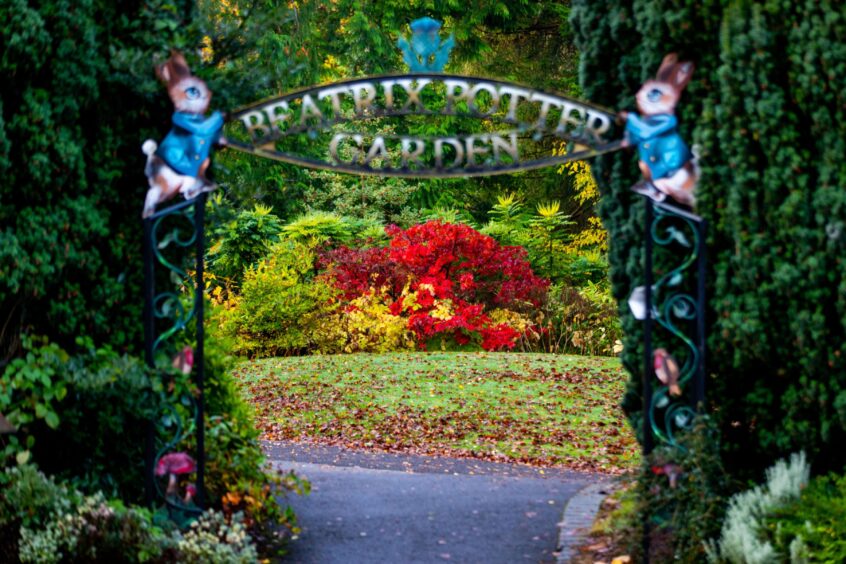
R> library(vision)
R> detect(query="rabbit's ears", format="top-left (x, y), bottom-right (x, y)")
top-left (656, 53), bottom-right (694, 92)
top-left (155, 51), bottom-right (192, 85)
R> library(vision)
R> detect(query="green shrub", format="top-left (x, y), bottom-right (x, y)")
top-left (763, 472), bottom-right (846, 563)
top-left (1, 464), bottom-right (270, 564)
top-left (281, 210), bottom-right (353, 246)
top-left (481, 194), bottom-right (608, 286)
top-left (705, 452), bottom-right (810, 563)
top-left (201, 414), bottom-right (308, 558)
top-left (301, 171), bottom-right (422, 228)
top-left (0, 337), bottom-right (68, 464)
top-left (0, 338), bottom-right (190, 499)
top-left (175, 511), bottom-right (256, 564)
top-left (158, 308), bottom-right (309, 559)
top-left (220, 242), bottom-right (337, 357)
top-left (207, 204), bottom-right (283, 290)
top-left (632, 417), bottom-right (735, 562)
top-left (520, 282), bottom-right (622, 356)
top-left (0, 464), bottom-right (78, 530)
top-left (18, 493), bottom-right (174, 564)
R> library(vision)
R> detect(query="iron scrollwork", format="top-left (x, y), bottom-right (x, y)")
top-left (143, 194), bottom-right (207, 522)
top-left (639, 199), bottom-right (706, 451)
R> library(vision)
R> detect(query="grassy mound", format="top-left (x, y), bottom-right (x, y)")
top-left (236, 352), bottom-right (637, 473)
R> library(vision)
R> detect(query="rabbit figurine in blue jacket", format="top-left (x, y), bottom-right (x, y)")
top-left (142, 52), bottom-right (225, 218)
top-left (619, 54), bottom-right (699, 207)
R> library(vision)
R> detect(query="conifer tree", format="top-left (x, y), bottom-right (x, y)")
top-left (571, 0), bottom-right (846, 476)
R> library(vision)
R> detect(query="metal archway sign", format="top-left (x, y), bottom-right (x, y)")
top-left (224, 73), bottom-right (623, 178)
top-left (141, 18), bottom-right (706, 531)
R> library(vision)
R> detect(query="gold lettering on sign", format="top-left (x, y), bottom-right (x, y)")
top-left (492, 133), bottom-right (519, 162)
top-left (444, 79), bottom-right (470, 112)
top-left (585, 109), bottom-right (612, 143)
top-left (468, 83), bottom-right (500, 116)
top-left (499, 86), bottom-right (531, 122)
top-left (401, 138), bottom-right (425, 167)
top-left (531, 93), bottom-right (563, 131)
top-left (353, 83), bottom-right (377, 116)
top-left (555, 102), bottom-right (587, 137)
top-left (263, 100), bottom-right (291, 135)
top-left (232, 74), bottom-right (619, 173)
top-left (299, 94), bottom-right (323, 126)
top-left (464, 135), bottom-right (489, 166)
top-left (435, 138), bottom-right (464, 169)
top-left (396, 79), bottom-right (432, 112)
top-left (363, 136), bottom-right (389, 166)
top-left (318, 86), bottom-right (348, 117)
top-left (329, 133), bottom-right (364, 164)
top-left (240, 110), bottom-right (270, 139)
top-left (380, 80), bottom-right (399, 110)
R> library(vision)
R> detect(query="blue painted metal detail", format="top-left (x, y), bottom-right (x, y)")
top-left (397, 18), bottom-right (454, 72)
top-left (143, 195), bottom-right (207, 523)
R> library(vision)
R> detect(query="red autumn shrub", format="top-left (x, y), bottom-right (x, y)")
top-left (318, 221), bottom-right (549, 351)
top-left (316, 245), bottom-right (401, 300)
top-left (386, 222), bottom-right (547, 310)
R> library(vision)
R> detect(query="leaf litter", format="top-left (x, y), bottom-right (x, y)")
top-left (235, 352), bottom-right (639, 474)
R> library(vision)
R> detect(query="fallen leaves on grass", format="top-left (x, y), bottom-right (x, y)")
top-left (236, 352), bottom-right (638, 474)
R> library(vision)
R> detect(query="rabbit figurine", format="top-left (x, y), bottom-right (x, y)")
top-left (619, 54), bottom-right (699, 207)
top-left (142, 52), bottom-right (225, 218)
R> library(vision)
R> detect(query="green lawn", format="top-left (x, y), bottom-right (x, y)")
top-left (235, 352), bottom-right (638, 473)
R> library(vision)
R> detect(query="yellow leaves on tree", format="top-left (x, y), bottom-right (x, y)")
top-left (555, 142), bottom-right (608, 255)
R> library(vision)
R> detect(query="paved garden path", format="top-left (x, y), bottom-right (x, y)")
top-left (264, 441), bottom-right (610, 564)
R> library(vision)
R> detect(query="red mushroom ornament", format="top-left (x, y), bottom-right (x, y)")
top-left (155, 452), bottom-right (196, 496)
top-left (184, 483), bottom-right (197, 504)
top-left (653, 348), bottom-right (682, 397)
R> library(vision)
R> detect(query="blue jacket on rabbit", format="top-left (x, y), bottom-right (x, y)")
top-left (625, 113), bottom-right (691, 180)
top-left (157, 111), bottom-right (224, 177)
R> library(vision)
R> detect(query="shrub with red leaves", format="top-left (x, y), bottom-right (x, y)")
top-left (318, 221), bottom-right (549, 351)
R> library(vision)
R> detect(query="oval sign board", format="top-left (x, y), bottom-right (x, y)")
top-left (225, 74), bottom-right (623, 178)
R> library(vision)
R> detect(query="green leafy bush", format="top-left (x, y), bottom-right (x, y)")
top-left (705, 452), bottom-right (810, 563)
top-left (302, 171), bottom-right (422, 228)
top-left (175, 511), bottom-right (256, 564)
top-left (207, 204), bottom-right (283, 290)
top-left (0, 463), bottom-right (78, 531)
top-left (0, 338), bottom-right (187, 498)
top-left (481, 194), bottom-right (608, 286)
top-left (0, 338), bottom-right (68, 464)
top-left (18, 493), bottom-right (173, 564)
top-left (1, 464), bottom-right (268, 564)
top-left (202, 415), bottom-right (309, 558)
top-left (520, 282), bottom-right (622, 356)
top-left (220, 242), bottom-right (337, 357)
top-left (763, 472), bottom-right (846, 563)
top-left (630, 417), bottom-right (735, 562)
top-left (280, 210), bottom-right (354, 246)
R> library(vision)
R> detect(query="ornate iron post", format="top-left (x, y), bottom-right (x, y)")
top-left (642, 198), bottom-right (707, 451)
top-left (142, 193), bottom-right (207, 517)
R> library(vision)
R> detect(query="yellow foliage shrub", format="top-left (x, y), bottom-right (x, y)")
top-left (313, 287), bottom-right (416, 354)
top-left (488, 308), bottom-right (535, 334)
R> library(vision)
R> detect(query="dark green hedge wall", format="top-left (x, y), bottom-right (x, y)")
top-left (0, 1), bottom-right (305, 359)
top-left (571, 0), bottom-right (846, 477)
top-left (0, 0), bottom-right (190, 357)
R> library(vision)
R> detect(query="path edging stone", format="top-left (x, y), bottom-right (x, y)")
top-left (555, 481), bottom-right (611, 563)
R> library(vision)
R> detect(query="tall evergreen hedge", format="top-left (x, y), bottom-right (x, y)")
top-left (0, 1), bottom-right (304, 359)
top-left (571, 0), bottom-right (846, 477)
